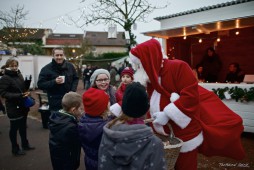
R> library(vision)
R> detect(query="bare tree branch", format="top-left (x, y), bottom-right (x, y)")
top-left (69, 0), bottom-right (170, 49)
top-left (0, 5), bottom-right (29, 46)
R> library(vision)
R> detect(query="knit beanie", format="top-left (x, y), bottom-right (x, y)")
top-left (121, 67), bottom-right (134, 80)
top-left (83, 88), bottom-right (109, 116)
top-left (122, 82), bottom-right (149, 118)
top-left (90, 69), bottom-right (110, 86)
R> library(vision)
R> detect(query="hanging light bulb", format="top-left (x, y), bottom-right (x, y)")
top-left (235, 31), bottom-right (239, 35)
top-left (199, 39), bottom-right (202, 43)
top-left (217, 38), bottom-right (221, 42)
top-left (183, 36), bottom-right (187, 40)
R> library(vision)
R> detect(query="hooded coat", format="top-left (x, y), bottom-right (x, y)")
top-left (48, 111), bottom-right (81, 170)
top-left (98, 123), bottom-right (166, 170)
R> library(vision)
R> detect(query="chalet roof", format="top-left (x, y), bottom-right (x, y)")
top-left (155, 0), bottom-right (254, 20)
top-left (84, 31), bottom-right (127, 46)
top-left (143, 0), bottom-right (254, 39)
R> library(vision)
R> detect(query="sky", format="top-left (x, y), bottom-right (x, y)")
top-left (1, 0), bottom-right (231, 43)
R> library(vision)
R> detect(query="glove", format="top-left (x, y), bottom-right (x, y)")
top-left (110, 103), bottom-right (122, 117)
top-left (170, 92), bottom-right (180, 102)
top-left (152, 111), bottom-right (169, 125)
top-left (152, 123), bottom-right (168, 136)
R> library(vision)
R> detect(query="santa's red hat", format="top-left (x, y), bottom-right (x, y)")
top-left (121, 67), bottom-right (134, 80)
top-left (130, 39), bottom-right (170, 97)
top-left (83, 88), bottom-right (109, 116)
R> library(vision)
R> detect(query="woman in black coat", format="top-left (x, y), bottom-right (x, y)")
top-left (0, 58), bottom-right (35, 156)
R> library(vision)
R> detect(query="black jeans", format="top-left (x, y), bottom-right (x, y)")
top-left (9, 116), bottom-right (29, 151)
top-left (0, 100), bottom-right (5, 112)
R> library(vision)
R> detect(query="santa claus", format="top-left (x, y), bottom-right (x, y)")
top-left (129, 39), bottom-right (245, 170)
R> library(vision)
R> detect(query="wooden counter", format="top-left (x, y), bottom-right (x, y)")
top-left (199, 83), bottom-right (254, 133)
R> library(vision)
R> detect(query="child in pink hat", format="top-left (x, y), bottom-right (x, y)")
top-left (110, 67), bottom-right (144, 124)
top-left (116, 67), bottom-right (134, 105)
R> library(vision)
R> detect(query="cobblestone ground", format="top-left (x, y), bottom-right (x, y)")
top-left (29, 80), bottom-right (253, 170)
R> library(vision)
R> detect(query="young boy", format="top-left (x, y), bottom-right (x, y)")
top-left (98, 82), bottom-right (166, 170)
top-left (48, 92), bottom-right (82, 170)
top-left (78, 88), bottom-right (113, 170)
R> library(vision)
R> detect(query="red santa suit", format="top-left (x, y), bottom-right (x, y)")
top-left (130, 39), bottom-right (245, 170)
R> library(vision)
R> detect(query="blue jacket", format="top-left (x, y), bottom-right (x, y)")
top-left (78, 114), bottom-right (113, 170)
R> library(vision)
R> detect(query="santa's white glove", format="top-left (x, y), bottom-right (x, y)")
top-left (170, 92), bottom-right (180, 102)
top-left (152, 123), bottom-right (168, 136)
top-left (110, 103), bottom-right (122, 117)
top-left (152, 111), bottom-right (170, 125)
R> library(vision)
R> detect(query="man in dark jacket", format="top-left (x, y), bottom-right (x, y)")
top-left (37, 48), bottom-right (79, 111)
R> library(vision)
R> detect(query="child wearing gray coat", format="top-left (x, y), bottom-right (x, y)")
top-left (98, 82), bottom-right (166, 170)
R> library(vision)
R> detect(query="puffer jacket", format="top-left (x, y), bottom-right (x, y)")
top-left (78, 114), bottom-right (113, 170)
top-left (37, 59), bottom-right (79, 111)
top-left (0, 69), bottom-right (29, 119)
top-left (48, 111), bottom-right (81, 170)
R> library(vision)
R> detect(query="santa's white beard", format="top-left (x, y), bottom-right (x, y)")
top-left (134, 65), bottom-right (150, 87)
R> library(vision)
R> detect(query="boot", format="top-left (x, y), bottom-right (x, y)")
top-left (12, 147), bottom-right (26, 156)
top-left (22, 144), bottom-right (35, 151)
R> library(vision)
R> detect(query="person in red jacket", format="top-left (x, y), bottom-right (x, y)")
top-left (115, 67), bottom-right (134, 105)
top-left (129, 39), bottom-right (245, 170)
top-left (110, 67), bottom-right (138, 120)
top-left (110, 67), bottom-right (144, 124)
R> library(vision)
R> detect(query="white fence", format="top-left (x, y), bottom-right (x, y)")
top-left (0, 55), bottom-right (52, 89)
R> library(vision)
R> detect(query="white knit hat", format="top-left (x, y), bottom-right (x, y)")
top-left (90, 69), bottom-right (110, 86)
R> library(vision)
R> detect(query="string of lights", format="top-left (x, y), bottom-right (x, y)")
top-left (181, 29), bottom-right (240, 43)
top-left (1, 6), bottom-right (87, 41)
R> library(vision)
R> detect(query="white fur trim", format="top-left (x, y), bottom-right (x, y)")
top-left (150, 90), bottom-right (161, 115)
top-left (110, 103), bottom-right (122, 117)
top-left (163, 103), bottom-right (191, 129)
top-left (180, 132), bottom-right (203, 153)
top-left (150, 88), bottom-right (168, 135)
top-left (170, 92), bottom-right (180, 102)
top-left (129, 51), bottom-right (141, 65)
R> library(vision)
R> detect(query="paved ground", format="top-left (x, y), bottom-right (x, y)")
top-left (0, 80), bottom-right (253, 170)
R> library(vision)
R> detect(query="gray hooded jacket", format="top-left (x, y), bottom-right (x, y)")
top-left (98, 123), bottom-right (166, 170)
